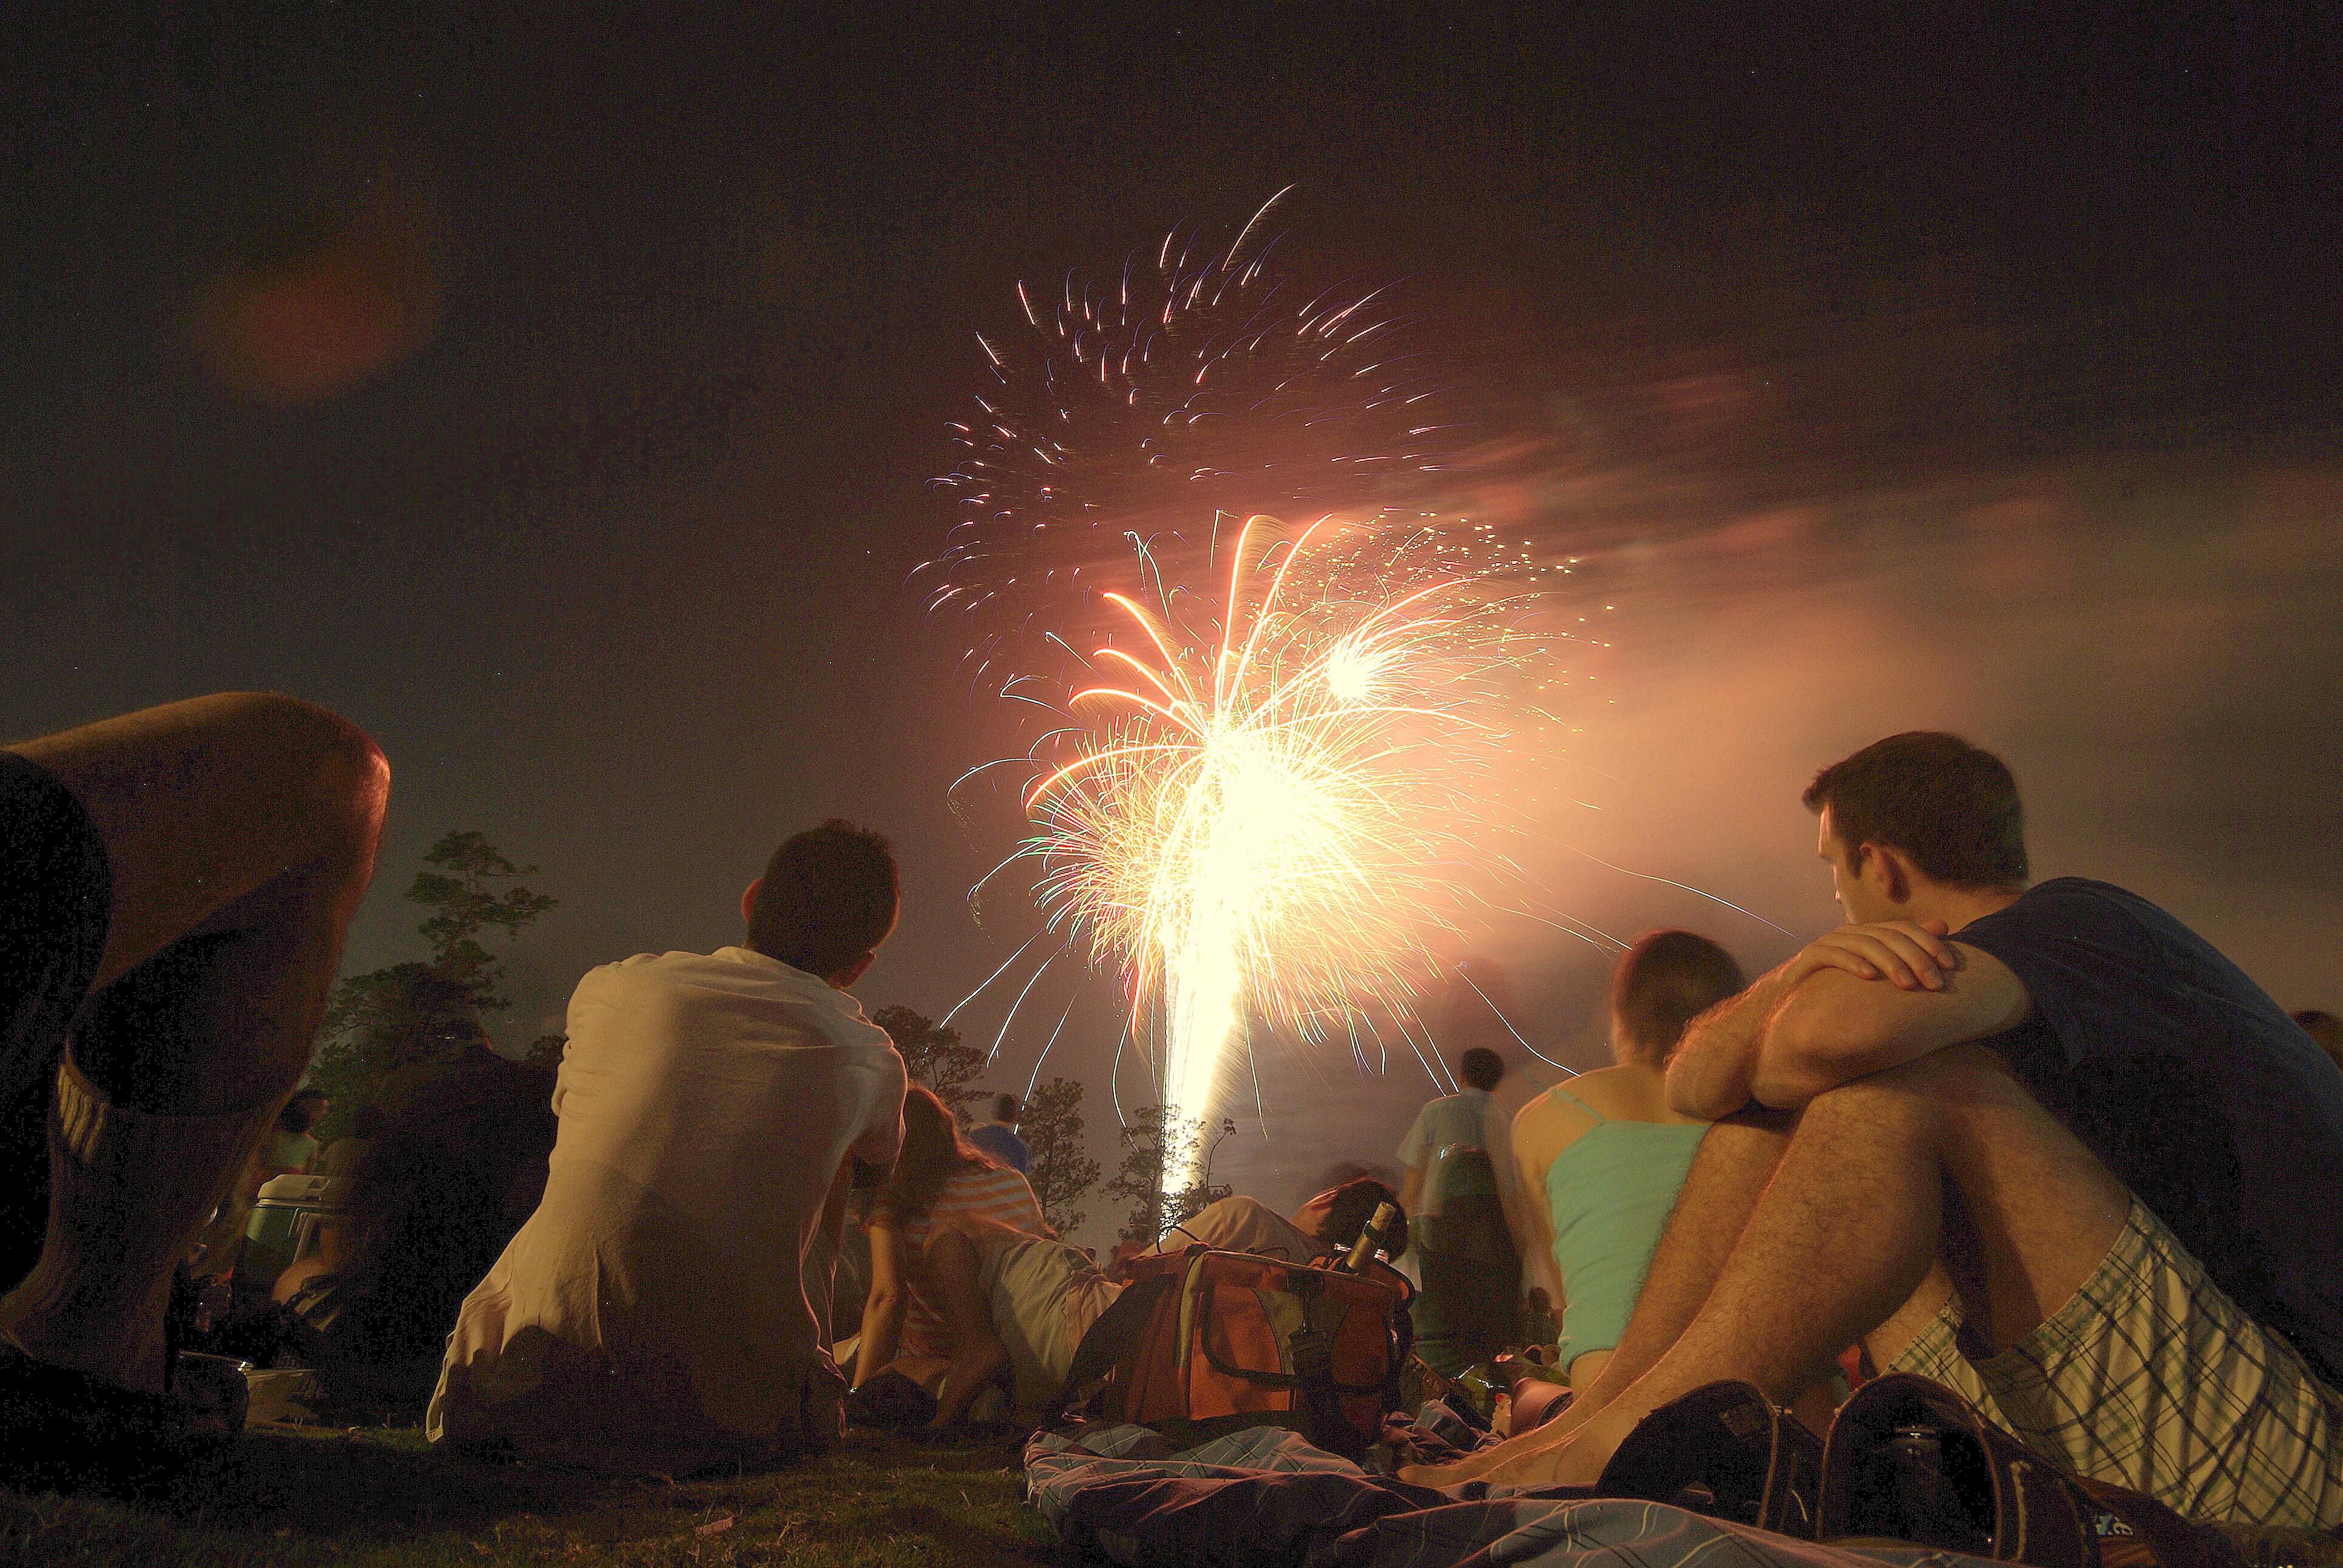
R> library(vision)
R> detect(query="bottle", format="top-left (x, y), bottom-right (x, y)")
top-left (1340, 1201), bottom-right (1398, 1273)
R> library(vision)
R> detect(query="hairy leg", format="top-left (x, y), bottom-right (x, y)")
top-left (1504, 1045), bottom-right (2128, 1486)
top-left (926, 1225), bottom-right (1009, 1427)
top-left (1401, 1108), bottom-right (1794, 1485)
top-left (0, 694), bottom-right (387, 1389)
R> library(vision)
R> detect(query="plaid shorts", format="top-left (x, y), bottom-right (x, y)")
top-left (1892, 1195), bottom-right (2343, 1527)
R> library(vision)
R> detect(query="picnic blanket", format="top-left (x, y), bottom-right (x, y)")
top-left (1025, 1419), bottom-right (2001, 1568)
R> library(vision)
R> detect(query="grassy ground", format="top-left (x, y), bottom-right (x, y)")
top-left (0, 1425), bottom-right (1073, 1568)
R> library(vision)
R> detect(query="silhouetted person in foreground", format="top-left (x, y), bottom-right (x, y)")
top-left (0, 693), bottom-right (388, 1471)
top-left (1411, 732), bottom-right (2343, 1529)
top-left (428, 820), bottom-right (908, 1474)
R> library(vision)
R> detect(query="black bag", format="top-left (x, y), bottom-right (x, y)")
top-left (1597, 1379), bottom-right (1823, 1538)
top-left (1817, 1373), bottom-right (2247, 1568)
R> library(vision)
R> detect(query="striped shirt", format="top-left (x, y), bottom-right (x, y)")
top-left (891, 1163), bottom-right (1049, 1359)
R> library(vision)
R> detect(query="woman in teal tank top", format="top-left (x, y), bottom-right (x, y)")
top-left (1512, 931), bottom-right (1747, 1387)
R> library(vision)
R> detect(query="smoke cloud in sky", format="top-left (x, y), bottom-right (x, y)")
top-left (1215, 455), bottom-right (2343, 1218)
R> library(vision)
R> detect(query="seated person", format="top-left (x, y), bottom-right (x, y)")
top-left (919, 1177), bottom-right (1410, 1424)
top-left (205, 1130), bottom-right (505, 1424)
top-left (427, 821), bottom-right (909, 1474)
top-left (264, 1091), bottom-right (325, 1177)
top-left (1509, 930), bottom-right (1746, 1390)
top-left (852, 1085), bottom-right (1049, 1403)
top-left (0, 694), bottom-right (388, 1469)
top-left (1407, 733), bottom-right (2343, 1529)
top-left (312, 1102), bottom-right (385, 1180)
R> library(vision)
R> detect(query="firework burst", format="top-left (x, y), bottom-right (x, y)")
top-left (1015, 514), bottom-right (1536, 1192)
top-left (917, 189), bottom-right (1489, 686)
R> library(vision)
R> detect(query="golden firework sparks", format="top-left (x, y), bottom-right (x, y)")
top-left (1020, 514), bottom-right (1535, 1194)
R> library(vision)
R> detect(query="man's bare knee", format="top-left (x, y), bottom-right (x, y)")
top-left (237, 694), bottom-right (390, 863)
top-left (1809, 1043), bottom-right (2129, 1352)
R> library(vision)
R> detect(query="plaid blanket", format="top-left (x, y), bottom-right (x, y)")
top-left (1024, 1420), bottom-right (2003, 1568)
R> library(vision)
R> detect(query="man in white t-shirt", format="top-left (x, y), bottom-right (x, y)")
top-left (1397, 1048), bottom-right (1521, 1371)
top-left (427, 820), bottom-right (909, 1473)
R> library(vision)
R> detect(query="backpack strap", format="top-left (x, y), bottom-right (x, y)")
top-left (1548, 1087), bottom-right (1608, 1122)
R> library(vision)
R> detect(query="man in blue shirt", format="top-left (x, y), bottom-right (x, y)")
top-left (966, 1094), bottom-right (1029, 1175)
top-left (1412, 732), bottom-right (2343, 1527)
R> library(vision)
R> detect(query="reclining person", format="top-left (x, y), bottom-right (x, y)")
top-left (920, 1177), bottom-right (1409, 1425)
top-left (1407, 733), bottom-right (2343, 1528)
top-left (0, 694), bottom-right (389, 1467)
top-left (1150, 1178), bottom-right (1404, 1265)
top-left (427, 820), bottom-right (908, 1473)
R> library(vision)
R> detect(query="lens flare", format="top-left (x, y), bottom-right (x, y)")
top-left (1018, 514), bottom-right (1535, 1191)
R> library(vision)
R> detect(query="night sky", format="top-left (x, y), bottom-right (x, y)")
top-left (6, 10), bottom-right (2338, 1229)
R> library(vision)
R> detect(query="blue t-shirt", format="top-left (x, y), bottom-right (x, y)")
top-left (966, 1122), bottom-right (1030, 1174)
top-left (1957, 878), bottom-right (2343, 1387)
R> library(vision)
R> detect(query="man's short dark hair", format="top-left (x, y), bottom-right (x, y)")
top-left (1613, 930), bottom-right (1748, 1066)
top-left (1803, 732), bottom-right (2028, 890)
top-left (1458, 1047), bottom-right (1504, 1092)
top-left (747, 819), bottom-right (900, 979)
top-left (1317, 1177), bottom-right (1409, 1261)
top-left (992, 1093), bottom-right (1019, 1122)
top-left (290, 1088), bottom-right (327, 1106)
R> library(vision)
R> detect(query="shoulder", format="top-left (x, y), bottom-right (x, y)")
top-left (1961, 879), bottom-right (2151, 947)
top-left (1512, 1085), bottom-right (1596, 1163)
top-left (1558, 1066), bottom-right (1640, 1114)
top-left (573, 950), bottom-right (717, 995)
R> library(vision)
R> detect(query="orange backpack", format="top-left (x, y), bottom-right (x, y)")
top-left (1058, 1246), bottom-right (1411, 1457)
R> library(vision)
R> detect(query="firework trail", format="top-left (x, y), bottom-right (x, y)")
top-left (930, 197), bottom-right (1640, 1209)
top-left (1018, 514), bottom-right (1542, 1194)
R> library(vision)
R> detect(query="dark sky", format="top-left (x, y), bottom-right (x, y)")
top-left (5, 8), bottom-right (2339, 1223)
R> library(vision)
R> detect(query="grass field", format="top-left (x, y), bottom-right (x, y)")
top-left (0, 1425), bottom-right (1072, 1567)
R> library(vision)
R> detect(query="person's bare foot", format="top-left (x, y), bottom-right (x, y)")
top-left (1480, 1395), bottom-right (1641, 1488)
top-left (928, 1334), bottom-right (1010, 1428)
top-left (1397, 1397), bottom-right (1598, 1488)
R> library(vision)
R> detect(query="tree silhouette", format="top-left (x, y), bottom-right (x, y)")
top-left (1104, 1106), bottom-right (1232, 1243)
top-left (307, 830), bottom-right (555, 1136)
top-left (405, 831), bottom-right (558, 1013)
top-left (871, 1005), bottom-right (987, 1121)
top-left (1017, 1076), bottom-right (1099, 1235)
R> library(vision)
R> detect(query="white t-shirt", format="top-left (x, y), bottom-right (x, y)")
top-left (428, 947), bottom-right (906, 1471)
top-left (1395, 1089), bottom-right (1509, 1218)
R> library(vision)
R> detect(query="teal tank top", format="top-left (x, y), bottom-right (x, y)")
top-left (1542, 1088), bottom-right (1708, 1364)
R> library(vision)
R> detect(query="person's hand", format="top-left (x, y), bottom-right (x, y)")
top-left (1786, 919), bottom-right (1956, 991)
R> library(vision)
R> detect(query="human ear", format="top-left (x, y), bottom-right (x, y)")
top-left (741, 877), bottom-right (763, 926)
top-left (1872, 848), bottom-right (1912, 905)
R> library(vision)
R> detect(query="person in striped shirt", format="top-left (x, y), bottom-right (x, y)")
top-left (851, 1085), bottom-right (1049, 1406)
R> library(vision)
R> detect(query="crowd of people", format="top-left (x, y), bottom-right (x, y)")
top-left (1, 694), bottom-right (2339, 1532)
